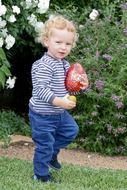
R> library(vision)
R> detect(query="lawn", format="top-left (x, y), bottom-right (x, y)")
top-left (0, 157), bottom-right (127, 190)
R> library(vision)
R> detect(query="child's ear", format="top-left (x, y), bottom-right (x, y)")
top-left (43, 37), bottom-right (49, 47)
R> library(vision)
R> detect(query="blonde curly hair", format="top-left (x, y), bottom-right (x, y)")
top-left (39, 15), bottom-right (78, 48)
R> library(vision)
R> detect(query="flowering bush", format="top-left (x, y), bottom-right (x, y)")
top-left (52, 3), bottom-right (127, 155)
top-left (0, 0), bottom-right (50, 89)
top-left (67, 4), bottom-right (127, 155)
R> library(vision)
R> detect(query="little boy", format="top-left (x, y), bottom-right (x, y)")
top-left (29, 15), bottom-right (88, 182)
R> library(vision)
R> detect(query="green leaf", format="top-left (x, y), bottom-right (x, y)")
top-left (0, 48), bottom-right (10, 67)
top-left (2, 59), bottom-right (10, 68)
top-left (0, 65), bottom-right (11, 77)
top-left (0, 70), bottom-right (6, 88)
top-left (0, 48), bottom-right (7, 60)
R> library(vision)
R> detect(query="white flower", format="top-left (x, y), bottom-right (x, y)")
top-left (89, 9), bottom-right (99, 21)
top-left (31, 0), bottom-right (38, 8)
top-left (8, 15), bottom-right (16, 23)
top-left (34, 21), bottom-right (44, 33)
top-left (37, 0), bottom-right (50, 14)
top-left (0, 37), bottom-right (4, 47)
top-left (27, 14), bottom-right (37, 26)
top-left (5, 35), bottom-right (15, 49)
top-left (6, 76), bottom-right (16, 89)
top-left (12, 6), bottom-right (20, 14)
top-left (0, 4), bottom-right (7, 16)
top-left (33, 0), bottom-right (38, 4)
top-left (0, 18), bottom-right (7, 28)
top-left (25, 0), bottom-right (32, 9)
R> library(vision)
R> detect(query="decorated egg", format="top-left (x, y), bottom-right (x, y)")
top-left (65, 63), bottom-right (88, 92)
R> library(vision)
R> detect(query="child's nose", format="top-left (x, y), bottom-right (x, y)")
top-left (61, 44), bottom-right (66, 49)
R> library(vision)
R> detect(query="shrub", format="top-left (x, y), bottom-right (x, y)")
top-left (68, 4), bottom-right (127, 155)
top-left (0, 48), bottom-right (11, 89)
top-left (0, 109), bottom-right (31, 145)
top-left (0, 0), bottom-right (50, 89)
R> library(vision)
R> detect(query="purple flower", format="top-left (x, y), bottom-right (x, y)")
top-left (123, 28), bottom-right (127, 36)
top-left (115, 101), bottom-right (124, 109)
top-left (95, 80), bottom-right (105, 90)
top-left (117, 127), bottom-right (126, 134)
top-left (120, 3), bottom-right (127, 10)
top-left (111, 95), bottom-right (124, 109)
top-left (115, 146), bottom-right (125, 154)
top-left (111, 95), bottom-right (120, 102)
top-left (113, 127), bottom-right (126, 137)
top-left (102, 54), bottom-right (112, 61)
top-left (106, 124), bottom-right (113, 134)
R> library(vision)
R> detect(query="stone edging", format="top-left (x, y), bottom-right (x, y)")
top-left (0, 135), bottom-right (33, 146)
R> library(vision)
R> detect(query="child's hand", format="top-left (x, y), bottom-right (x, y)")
top-left (52, 94), bottom-right (76, 110)
top-left (62, 94), bottom-right (76, 110)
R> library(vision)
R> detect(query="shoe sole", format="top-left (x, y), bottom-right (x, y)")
top-left (48, 163), bottom-right (61, 171)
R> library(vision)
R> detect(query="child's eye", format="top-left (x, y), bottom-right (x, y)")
top-left (56, 41), bottom-right (61, 44)
top-left (66, 43), bottom-right (72, 46)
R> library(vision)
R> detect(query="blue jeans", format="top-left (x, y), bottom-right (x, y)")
top-left (29, 108), bottom-right (79, 177)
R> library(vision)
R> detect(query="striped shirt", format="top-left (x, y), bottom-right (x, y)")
top-left (29, 53), bottom-right (70, 114)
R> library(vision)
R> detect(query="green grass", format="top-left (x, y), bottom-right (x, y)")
top-left (0, 157), bottom-right (127, 190)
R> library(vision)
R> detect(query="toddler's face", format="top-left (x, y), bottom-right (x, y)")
top-left (44, 28), bottom-right (74, 60)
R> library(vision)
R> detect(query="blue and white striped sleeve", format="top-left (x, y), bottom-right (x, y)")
top-left (32, 61), bottom-right (56, 103)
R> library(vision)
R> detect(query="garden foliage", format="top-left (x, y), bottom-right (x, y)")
top-left (0, 109), bottom-right (31, 146)
top-left (69, 2), bottom-right (127, 155)
top-left (0, 0), bottom-right (127, 155)
top-left (0, 0), bottom-right (49, 89)
top-left (0, 48), bottom-right (11, 89)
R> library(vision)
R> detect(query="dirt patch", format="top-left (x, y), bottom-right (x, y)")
top-left (0, 135), bottom-right (127, 170)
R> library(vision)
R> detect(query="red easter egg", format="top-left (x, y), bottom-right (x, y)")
top-left (65, 63), bottom-right (88, 92)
